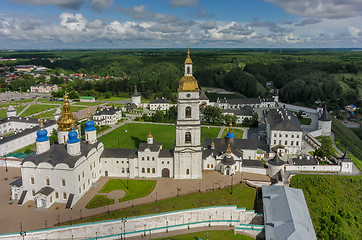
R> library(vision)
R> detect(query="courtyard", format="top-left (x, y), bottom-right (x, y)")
top-left (0, 166), bottom-right (269, 234)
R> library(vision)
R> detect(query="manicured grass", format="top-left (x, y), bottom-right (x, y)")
top-left (0, 110), bottom-right (6, 118)
top-left (0, 98), bottom-right (34, 108)
top-left (32, 109), bottom-right (57, 119)
top-left (20, 104), bottom-right (57, 117)
top-left (36, 98), bottom-right (61, 105)
top-left (70, 106), bottom-right (87, 112)
top-left (97, 125), bottom-right (111, 134)
top-left (86, 195), bottom-right (114, 209)
top-left (99, 123), bottom-right (220, 149)
top-left (73, 102), bottom-right (101, 106)
top-left (0, 105), bottom-right (27, 118)
top-left (221, 128), bottom-right (244, 138)
top-left (70, 183), bottom-right (256, 225)
top-left (13, 144), bottom-right (36, 154)
top-left (290, 175), bottom-right (362, 240)
top-left (99, 179), bottom-right (156, 202)
top-left (332, 119), bottom-right (362, 170)
top-left (155, 230), bottom-right (254, 240)
top-left (201, 127), bottom-right (220, 144)
top-left (98, 96), bottom-right (130, 101)
top-left (298, 117), bottom-right (312, 125)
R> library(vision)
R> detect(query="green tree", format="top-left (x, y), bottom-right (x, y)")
top-left (49, 129), bottom-right (58, 145)
top-left (203, 106), bottom-right (224, 125)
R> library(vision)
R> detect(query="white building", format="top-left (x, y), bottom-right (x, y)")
top-left (30, 84), bottom-right (59, 93)
top-left (93, 107), bottom-right (122, 126)
top-left (79, 96), bottom-right (95, 102)
top-left (6, 105), bottom-right (16, 117)
top-left (149, 99), bottom-right (170, 111)
top-left (221, 106), bottom-right (253, 124)
top-left (266, 108), bottom-right (303, 155)
top-left (217, 97), bottom-right (276, 109)
top-left (131, 86), bottom-right (141, 107)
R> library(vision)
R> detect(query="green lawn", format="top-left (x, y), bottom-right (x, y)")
top-left (98, 96), bottom-right (130, 101)
top-left (13, 143), bottom-right (36, 154)
top-left (290, 175), bottom-right (362, 240)
top-left (0, 105), bottom-right (28, 118)
top-left (0, 109), bottom-right (6, 118)
top-left (332, 119), bottom-right (362, 170)
top-left (32, 109), bottom-right (57, 119)
top-left (0, 98), bottom-right (34, 108)
top-left (155, 230), bottom-right (254, 240)
top-left (298, 117), bottom-right (312, 125)
top-left (221, 128), bottom-right (244, 138)
top-left (72, 102), bottom-right (101, 106)
top-left (20, 104), bottom-right (57, 117)
top-left (99, 179), bottom-right (156, 202)
top-left (99, 123), bottom-right (220, 149)
top-left (70, 183), bottom-right (256, 225)
top-left (86, 195), bottom-right (114, 209)
top-left (70, 106), bottom-right (87, 112)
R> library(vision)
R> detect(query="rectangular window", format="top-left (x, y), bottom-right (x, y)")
top-left (291, 141), bottom-right (293, 146)
top-left (46, 178), bottom-right (50, 186)
top-left (31, 177), bottom-right (34, 185)
top-left (285, 141), bottom-right (288, 145)
top-left (296, 141), bottom-right (299, 146)
top-left (274, 140), bottom-right (276, 144)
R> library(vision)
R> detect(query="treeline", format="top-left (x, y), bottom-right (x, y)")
top-left (1, 49), bottom-right (361, 110)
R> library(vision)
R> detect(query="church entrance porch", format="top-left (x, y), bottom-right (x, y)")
top-left (162, 168), bottom-right (170, 177)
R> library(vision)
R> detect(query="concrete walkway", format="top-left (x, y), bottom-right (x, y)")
top-left (217, 126), bottom-right (225, 138)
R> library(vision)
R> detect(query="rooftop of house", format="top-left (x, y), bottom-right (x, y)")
top-left (267, 108), bottom-right (302, 132)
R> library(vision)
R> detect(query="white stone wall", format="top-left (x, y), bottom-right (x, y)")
top-left (0, 124), bottom-right (56, 156)
top-left (0, 206), bottom-right (258, 240)
top-left (269, 130), bottom-right (302, 155)
top-left (285, 164), bottom-right (341, 172)
top-left (240, 167), bottom-right (267, 175)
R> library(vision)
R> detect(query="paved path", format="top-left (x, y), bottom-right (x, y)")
top-left (97, 116), bottom-right (135, 138)
top-left (16, 104), bottom-right (30, 117)
top-left (217, 126), bottom-right (225, 138)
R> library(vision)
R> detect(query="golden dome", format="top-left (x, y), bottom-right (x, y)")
top-left (226, 143), bottom-right (231, 154)
top-left (184, 48), bottom-right (193, 64)
top-left (57, 91), bottom-right (78, 131)
top-left (147, 131), bottom-right (153, 138)
top-left (228, 121), bottom-right (233, 133)
top-left (178, 75), bottom-right (199, 92)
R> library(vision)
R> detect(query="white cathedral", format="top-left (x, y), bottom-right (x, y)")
top-left (10, 51), bottom-right (259, 209)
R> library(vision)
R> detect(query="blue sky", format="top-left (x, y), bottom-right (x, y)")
top-left (0, 0), bottom-right (361, 49)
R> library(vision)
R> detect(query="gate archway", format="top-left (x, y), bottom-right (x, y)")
top-left (162, 168), bottom-right (170, 178)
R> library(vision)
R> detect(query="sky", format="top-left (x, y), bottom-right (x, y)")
top-left (0, 0), bottom-right (362, 49)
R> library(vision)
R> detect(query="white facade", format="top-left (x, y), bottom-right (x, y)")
top-left (93, 108), bottom-right (122, 126)
top-left (149, 99), bottom-right (170, 111)
top-left (268, 130), bottom-right (303, 155)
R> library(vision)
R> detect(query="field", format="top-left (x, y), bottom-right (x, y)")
top-left (155, 230), bottom-right (254, 240)
top-left (332, 119), bottom-right (362, 170)
top-left (20, 104), bottom-right (57, 117)
top-left (99, 179), bottom-right (156, 202)
top-left (99, 123), bottom-right (220, 149)
top-left (221, 128), bottom-right (244, 138)
top-left (290, 175), bottom-right (362, 240)
top-left (70, 183), bottom-right (256, 225)
top-left (86, 195), bottom-right (114, 209)
top-left (32, 109), bottom-right (56, 119)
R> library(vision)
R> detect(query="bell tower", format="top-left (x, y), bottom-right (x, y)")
top-left (174, 49), bottom-right (202, 179)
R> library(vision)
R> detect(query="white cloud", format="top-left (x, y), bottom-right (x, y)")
top-left (348, 26), bottom-right (361, 37)
top-left (91, 0), bottom-right (113, 13)
top-left (265, 0), bottom-right (362, 19)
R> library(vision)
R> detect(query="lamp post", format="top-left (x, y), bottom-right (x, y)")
top-left (121, 217), bottom-right (127, 240)
top-left (231, 174), bottom-right (234, 195)
top-left (117, 136), bottom-right (120, 148)
top-left (199, 182), bottom-right (201, 192)
top-left (177, 187), bottom-right (181, 197)
top-left (80, 209), bottom-right (82, 219)
top-left (166, 220), bottom-right (168, 233)
top-left (155, 191), bottom-right (157, 202)
top-left (20, 223), bottom-right (26, 240)
top-left (4, 152), bottom-right (8, 172)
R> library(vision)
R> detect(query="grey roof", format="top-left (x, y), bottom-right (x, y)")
top-left (268, 154), bottom-right (285, 166)
top-left (319, 106), bottom-right (331, 121)
top-left (150, 99), bottom-right (169, 104)
top-left (339, 150), bottom-right (353, 162)
top-left (101, 148), bottom-right (137, 159)
top-left (218, 98), bottom-right (260, 105)
top-left (267, 109), bottom-right (302, 132)
top-left (7, 105), bottom-right (16, 112)
top-left (125, 103), bottom-right (137, 111)
top-left (242, 160), bottom-right (265, 168)
top-left (221, 155), bottom-right (235, 165)
top-left (22, 141), bottom-right (100, 168)
top-left (199, 91), bottom-right (209, 101)
top-left (262, 185), bottom-right (317, 240)
top-left (292, 156), bottom-right (318, 165)
top-left (10, 177), bottom-right (22, 187)
top-left (203, 138), bottom-right (257, 159)
top-left (94, 107), bottom-right (120, 116)
top-left (159, 149), bottom-right (173, 158)
top-left (0, 118), bottom-right (56, 144)
top-left (221, 106), bottom-right (253, 116)
top-left (36, 186), bottom-right (54, 196)
top-left (138, 142), bottom-right (162, 152)
top-left (132, 87), bottom-right (140, 97)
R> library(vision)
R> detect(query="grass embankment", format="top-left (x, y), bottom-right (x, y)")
top-left (69, 183), bottom-right (256, 225)
top-left (332, 119), bottom-right (362, 170)
top-left (290, 175), bottom-right (362, 240)
top-left (99, 123), bottom-right (220, 149)
top-left (298, 117), bottom-right (312, 125)
top-left (221, 128), bottom-right (244, 138)
top-left (155, 230), bottom-right (254, 240)
top-left (100, 179), bottom-right (156, 202)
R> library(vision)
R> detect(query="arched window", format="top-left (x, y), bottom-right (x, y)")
top-left (186, 169), bottom-right (190, 175)
top-left (63, 192), bottom-right (67, 199)
top-left (207, 164), bottom-right (210, 168)
top-left (211, 164), bottom-right (213, 168)
top-left (185, 106), bottom-right (191, 118)
top-left (187, 66), bottom-right (190, 74)
top-left (152, 157), bottom-right (155, 161)
top-left (142, 157), bottom-right (144, 161)
top-left (152, 168), bottom-right (155, 173)
top-left (142, 168), bottom-right (145, 173)
top-left (31, 177), bottom-right (34, 185)
top-left (147, 168), bottom-right (150, 173)
top-left (61, 179), bottom-right (66, 187)
top-left (46, 178), bottom-right (50, 186)
top-left (185, 132), bottom-right (191, 143)
top-left (147, 156), bottom-right (150, 161)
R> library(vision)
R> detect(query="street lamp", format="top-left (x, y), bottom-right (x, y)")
top-left (231, 174), bottom-right (234, 195)
top-left (20, 223), bottom-right (26, 240)
top-left (4, 152), bottom-right (8, 172)
top-left (177, 187), bottom-right (181, 197)
top-left (121, 217), bottom-right (127, 240)
top-left (199, 182), bottom-right (201, 192)
top-left (155, 192), bottom-right (158, 202)
top-left (166, 220), bottom-right (168, 233)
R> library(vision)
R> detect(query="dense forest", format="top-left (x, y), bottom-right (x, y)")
top-left (1, 49), bottom-right (361, 111)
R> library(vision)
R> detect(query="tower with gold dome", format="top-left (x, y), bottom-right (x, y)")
top-left (56, 91), bottom-right (78, 144)
top-left (174, 49), bottom-right (202, 179)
